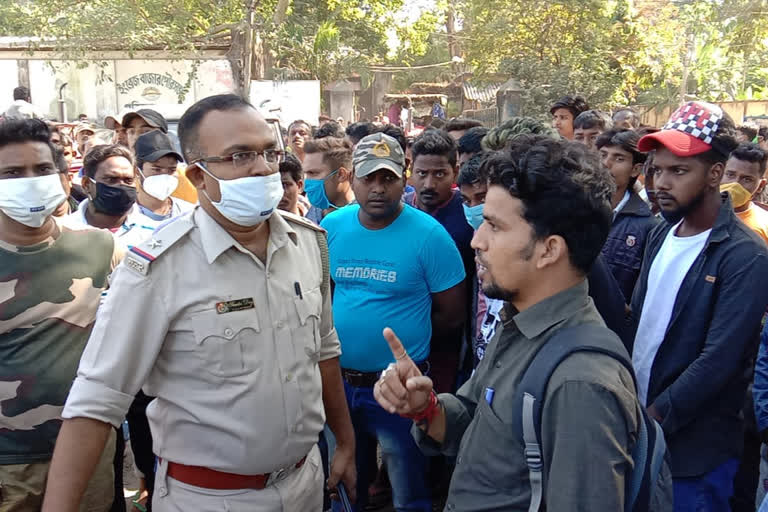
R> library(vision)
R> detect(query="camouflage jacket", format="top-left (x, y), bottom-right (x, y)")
top-left (0, 223), bottom-right (121, 464)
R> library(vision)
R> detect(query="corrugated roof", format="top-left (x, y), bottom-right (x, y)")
top-left (463, 82), bottom-right (500, 103)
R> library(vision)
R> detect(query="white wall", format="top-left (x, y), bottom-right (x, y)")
top-left (2, 58), bottom-right (234, 123)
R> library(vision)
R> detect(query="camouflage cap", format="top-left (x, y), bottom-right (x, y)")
top-left (353, 132), bottom-right (406, 178)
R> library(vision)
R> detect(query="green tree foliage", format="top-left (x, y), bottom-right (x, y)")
top-left (0, 0), bottom-right (440, 84)
top-left (460, 0), bottom-right (768, 117)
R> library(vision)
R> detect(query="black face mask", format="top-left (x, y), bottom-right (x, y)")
top-left (92, 182), bottom-right (137, 216)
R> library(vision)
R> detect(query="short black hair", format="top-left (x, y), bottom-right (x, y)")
top-left (612, 107), bottom-right (640, 128)
top-left (82, 144), bottom-right (134, 179)
top-left (458, 151), bottom-right (492, 187)
top-left (0, 118), bottom-right (56, 161)
top-left (314, 121), bottom-right (345, 139)
top-left (53, 148), bottom-right (69, 174)
top-left (279, 152), bottom-right (303, 183)
top-left (412, 130), bottom-right (458, 167)
top-left (729, 142), bottom-right (768, 176)
top-left (483, 136), bottom-right (614, 274)
top-left (549, 95), bottom-right (590, 118)
top-left (345, 122), bottom-right (376, 145)
top-left (596, 129), bottom-right (646, 165)
top-left (458, 127), bottom-right (489, 156)
top-left (288, 120), bottom-right (312, 134)
top-left (573, 110), bottom-right (611, 131)
top-left (376, 124), bottom-right (407, 153)
top-left (738, 124), bottom-right (759, 142)
top-left (178, 94), bottom-right (254, 162)
top-left (13, 86), bottom-right (29, 101)
top-left (444, 118), bottom-right (483, 134)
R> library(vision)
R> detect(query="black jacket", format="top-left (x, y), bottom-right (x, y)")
top-left (629, 194), bottom-right (768, 477)
top-left (602, 191), bottom-right (659, 302)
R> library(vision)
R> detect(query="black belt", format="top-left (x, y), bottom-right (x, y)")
top-left (342, 361), bottom-right (430, 388)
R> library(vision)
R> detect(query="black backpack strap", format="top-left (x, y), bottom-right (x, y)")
top-left (513, 323), bottom-right (636, 512)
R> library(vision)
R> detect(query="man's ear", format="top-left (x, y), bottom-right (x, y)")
top-left (756, 178), bottom-right (767, 198)
top-left (536, 235), bottom-right (568, 270)
top-left (184, 163), bottom-right (206, 190)
top-left (709, 161), bottom-right (725, 188)
top-left (81, 175), bottom-right (95, 198)
top-left (297, 178), bottom-right (305, 194)
top-left (631, 163), bottom-right (644, 179)
top-left (338, 166), bottom-right (352, 183)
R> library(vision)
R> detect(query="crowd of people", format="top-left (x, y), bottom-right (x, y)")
top-left (4, 84), bottom-right (768, 512)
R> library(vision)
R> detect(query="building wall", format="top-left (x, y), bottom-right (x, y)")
top-left (1, 58), bottom-right (234, 123)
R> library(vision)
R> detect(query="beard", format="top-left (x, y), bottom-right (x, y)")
top-left (482, 280), bottom-right (518, 302)
top-left (660, 187), bottom-right (707, 224)
top-left (478, 237), bottom-right (535, 302)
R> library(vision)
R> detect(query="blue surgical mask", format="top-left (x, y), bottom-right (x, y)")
top-left (463, 203), bottom-right (484, 230)
top-left (305, 170), bottom-right (339, 209)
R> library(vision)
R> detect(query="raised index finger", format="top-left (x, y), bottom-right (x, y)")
top-left (383, 327), bottom-right (409, 362)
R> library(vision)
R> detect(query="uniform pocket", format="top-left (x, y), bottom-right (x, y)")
top-left (293, 287), bottom-right (323, 360)
top-left (190, 309), bottom-right (261, 377)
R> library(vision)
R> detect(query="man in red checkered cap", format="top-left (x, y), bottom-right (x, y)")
top-left (630, 101), bottom-right (768, 511)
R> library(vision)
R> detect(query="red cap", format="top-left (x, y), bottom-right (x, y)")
top-left (638, 101), bottom-right (724, 157)
top-left (637, 130), bottom-right (712, 157)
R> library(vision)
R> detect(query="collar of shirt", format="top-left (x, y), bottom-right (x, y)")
top-left (613, 190), bottom-right (631, 219)
top-left (509, 280), bottom-right (591, 340)
top-left (195, 207), bottom-right (298, 264)
top-left (72, 198), bottom-right (145, 234)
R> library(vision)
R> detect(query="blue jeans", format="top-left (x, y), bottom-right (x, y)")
top-left (673, 458), bottom-right (740, 512)
top-left (332, 380), bottom-right (431, 512)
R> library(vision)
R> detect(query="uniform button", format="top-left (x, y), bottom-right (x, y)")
top-left (457, 456), bottom-right (462, 465)
top-left (158, 486), bottom-right (167, 497)
top-left (266, 272), bottom-right (271, 279)
top-left (277, 321), bottom-right (284, 329)
top-left (495, 361), bottom-right (502, 368)
top-left (285, 373), bottom-right (293, 382)
top-left (224, 328), bottom-right (234, 338)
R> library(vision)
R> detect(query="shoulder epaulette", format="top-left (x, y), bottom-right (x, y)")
top-left (124, 216), bottom-right (194, 276)
top-left (279, 210), bottom-right (327, 234)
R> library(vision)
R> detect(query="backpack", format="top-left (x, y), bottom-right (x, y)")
top-left (512, 324), bottom-right (673, 512)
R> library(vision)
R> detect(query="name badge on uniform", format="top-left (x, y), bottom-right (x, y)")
top-left (216, 298), bottom-right (255, 314)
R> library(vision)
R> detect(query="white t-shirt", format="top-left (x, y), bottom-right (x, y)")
top-left (632, 221), bottom-right (711, 406)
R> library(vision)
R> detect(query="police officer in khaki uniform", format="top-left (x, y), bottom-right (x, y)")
top-left (43, 94), bottom-right (357, 512)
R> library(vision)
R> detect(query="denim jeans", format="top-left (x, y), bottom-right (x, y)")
top-left (673, 458), bottom-right (740, 512)
top-left (332, 380), bottom-right (431, 512)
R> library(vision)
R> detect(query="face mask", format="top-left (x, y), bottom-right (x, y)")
top-left (200, 164), bottom-right (283, 226)
top-left (305, 170), bottom-right (339, 210)
top-left (140, 170), bottom-right (179, 202)
top-left (463, 203), bottom-right (484, 230)
top-left (91, 182), bottom-right (137, 216)
top-left (0, 174), bottom-right (67, 228)
top-left (720, 182), bottom-right (753, 209)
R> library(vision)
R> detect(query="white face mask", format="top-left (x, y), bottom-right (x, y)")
top-left (140, 171), bottom-right (179, 202)
top-left (0, 174), bottom-right (67, 228)
top-left (199, 164), bottom-right (284, 226)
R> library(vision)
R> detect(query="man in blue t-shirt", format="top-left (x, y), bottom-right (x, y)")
top-left (322, 132), bottom-right (466, 512)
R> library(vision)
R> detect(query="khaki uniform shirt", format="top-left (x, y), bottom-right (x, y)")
top-left (64, 206), bottom-right (341, 474)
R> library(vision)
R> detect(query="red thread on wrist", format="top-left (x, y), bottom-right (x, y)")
top-left (403, 391), bottom-right (439, 424)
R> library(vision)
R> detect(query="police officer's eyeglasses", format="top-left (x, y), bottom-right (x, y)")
top-left (193, 149), bottom-right (285, 168)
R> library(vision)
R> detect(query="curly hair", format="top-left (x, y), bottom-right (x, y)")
top-left (481, 117), bottom-right (558, 151)
top-left (482, 136), bottom-right (614, 274)
top-left (411, 130), bottom-right (458, 166)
